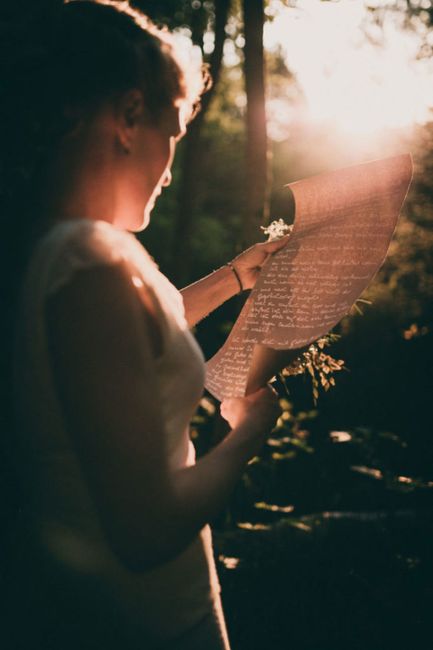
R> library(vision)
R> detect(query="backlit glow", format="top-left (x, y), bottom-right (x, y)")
top-left (265, 0), bottom-right (433, 137)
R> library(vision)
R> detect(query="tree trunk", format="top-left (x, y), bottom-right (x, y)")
top-left (242, 0), bottom-right (269, 246)
top-left (170, 0), bottom-right (231, 286)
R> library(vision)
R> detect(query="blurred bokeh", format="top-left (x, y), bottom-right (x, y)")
top-left (137, 1), bottom-right (433, 648)
top-left (2, 1), bottom-right (433, 648)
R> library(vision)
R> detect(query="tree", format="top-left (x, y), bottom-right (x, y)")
top-left (242, 0), bottom-right (268, 246)
top-left (170, 0), bottom-right (231, 285)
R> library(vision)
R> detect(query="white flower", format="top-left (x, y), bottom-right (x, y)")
top-left (261, 219), bottom-right (293, 241)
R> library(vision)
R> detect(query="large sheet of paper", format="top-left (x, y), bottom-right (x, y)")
top-left (205, 154), bottom-right (413, 401)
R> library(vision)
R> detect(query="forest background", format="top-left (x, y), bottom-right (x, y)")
top-left (131, 1), bottom-right (433, 648)
top-left (136, 1), bottom-right (433, 648)
top-left (3, 1), bottom-right (433, 649)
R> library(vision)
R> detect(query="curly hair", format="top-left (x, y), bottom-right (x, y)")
top-left (0, 1), bottom-right (209, 520)
top-left (0, 0), bottom-right (208, 228)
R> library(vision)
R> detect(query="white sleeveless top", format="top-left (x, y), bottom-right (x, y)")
top-left (12, 218), bottom-right (221, 646)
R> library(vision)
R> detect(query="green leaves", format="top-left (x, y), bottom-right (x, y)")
top-left (281, 333), bottom-right (346, 405)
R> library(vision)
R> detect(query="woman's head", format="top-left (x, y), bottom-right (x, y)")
top-left (0, 0), bottom-right (208, 231)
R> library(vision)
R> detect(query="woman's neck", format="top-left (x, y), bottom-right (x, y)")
top-left (39, 119), bottom-right (119, 228)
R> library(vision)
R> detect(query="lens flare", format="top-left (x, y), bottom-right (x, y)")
top-left (265, 0), bottom-right (433, 138)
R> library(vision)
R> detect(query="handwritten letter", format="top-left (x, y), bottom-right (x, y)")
top-left (205, 154), bottom-right (413, 400)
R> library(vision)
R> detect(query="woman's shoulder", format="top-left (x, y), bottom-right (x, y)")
top-left (39, 217), bottom-right (155, 270)
top-left (31, 218), bottom-right (159, 297)
top-left (26, 217), bottom-right (187, 333)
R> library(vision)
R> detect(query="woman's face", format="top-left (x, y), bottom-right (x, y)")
top-left (121, 103), bottom-right (186, 233)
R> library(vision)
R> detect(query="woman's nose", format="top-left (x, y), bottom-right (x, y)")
top-left (162, 170), bottom-right (172, 187)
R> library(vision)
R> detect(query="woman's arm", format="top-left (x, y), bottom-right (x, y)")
top-left (45, 262), bottom-right (279, 571)
top-left (180, 264), bottom-right (239, 328)
top-left (180, 236), bottom-right (290, 327)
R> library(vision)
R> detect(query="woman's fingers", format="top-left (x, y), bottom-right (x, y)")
top-left (221, 397), bottom-right (241, 418)
top-left (260, 234), bottom-right (290, 254)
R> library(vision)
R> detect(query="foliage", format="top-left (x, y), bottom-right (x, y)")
top-left (281, 334), bottom-right (346, 404)
top-left (140, 4), bottom-right (433, 641)
top-left (215, 511), bottom-right (433, 650)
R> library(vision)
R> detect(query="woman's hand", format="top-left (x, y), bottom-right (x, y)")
top-left (181, 234), bottom-right (291, 326)
top-left (220, 386), bottom-right (282, 457)
top-left (229, 235), bottom-right (290, 291)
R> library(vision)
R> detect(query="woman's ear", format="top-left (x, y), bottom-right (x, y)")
top-left (115, 88), bottom-right (146, 154)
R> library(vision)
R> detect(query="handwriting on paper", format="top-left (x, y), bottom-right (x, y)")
top-left (205, 154), bottom-right (413, 400)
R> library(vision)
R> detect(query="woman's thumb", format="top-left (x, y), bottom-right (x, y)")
top-left (262, 233), bottom-right (290, 253)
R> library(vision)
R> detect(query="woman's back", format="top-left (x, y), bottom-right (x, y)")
top-left (11, 218), bottom-right (221, 648)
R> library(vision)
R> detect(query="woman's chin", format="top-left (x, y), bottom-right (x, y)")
top-left (127, 207), bottom-right (151, 233)
top-left (141, 207), bottom-right (152, 230)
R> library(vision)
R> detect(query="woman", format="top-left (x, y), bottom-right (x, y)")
top-left (4, 1), bottom-right (286, 648)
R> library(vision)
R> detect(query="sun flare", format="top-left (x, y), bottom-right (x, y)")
top-left (265, 0), bottom-right (433, 139)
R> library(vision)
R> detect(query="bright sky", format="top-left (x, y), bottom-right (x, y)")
top-left (264, 0), bottom-right (433, 140)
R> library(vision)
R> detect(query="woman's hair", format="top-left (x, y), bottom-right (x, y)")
top-left (0, 1), bottom-right (209, 528)
top-left (0, 0), bottom-right (210, 294)
top-left (0, 0), bottom-right (208, 227)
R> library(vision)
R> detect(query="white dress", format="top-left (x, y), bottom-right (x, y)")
top-left (12, 218), bottom-right (225, 648)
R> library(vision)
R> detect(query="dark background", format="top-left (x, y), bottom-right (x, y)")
top-left (137, 2), bottom-right (433, 648)
top-left (2, 1), bottom-right (433, 648)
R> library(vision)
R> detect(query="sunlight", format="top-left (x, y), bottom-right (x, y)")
top-left (265, 0), bottom-right (433, 138)
top-left (218, 555), bottom-right (241, 570)
top-left (330, 431), bottom-right (352, 443)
